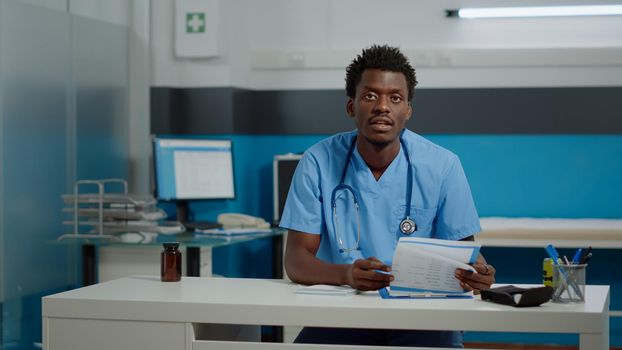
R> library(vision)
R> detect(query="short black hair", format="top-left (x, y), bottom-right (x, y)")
top-left (345, 45), bottom-right (417, 101)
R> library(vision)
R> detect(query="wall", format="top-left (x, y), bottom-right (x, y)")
top-left (151, 0), bottom-right (622, 89)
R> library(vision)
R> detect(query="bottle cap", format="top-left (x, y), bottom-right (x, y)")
top-left (163, 242), bottom-right (180, 250)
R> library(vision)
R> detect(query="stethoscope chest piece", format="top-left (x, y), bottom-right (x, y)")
top-left (400, 217), bottom-right (417, 235)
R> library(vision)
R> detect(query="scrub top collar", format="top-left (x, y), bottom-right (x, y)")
top-left (350, 135), bottom-right (409, 193)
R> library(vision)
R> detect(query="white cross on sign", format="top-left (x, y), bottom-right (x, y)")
top-left (186, 12), bottom-right (205, 33)
top-left (175, 0), bottom-right (221, 58)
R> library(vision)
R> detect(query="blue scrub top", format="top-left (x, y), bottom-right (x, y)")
top-left (279, 129), bottom-right (481, 266)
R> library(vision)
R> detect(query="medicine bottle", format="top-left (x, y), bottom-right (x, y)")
top-left (161, 242), bottom-right (182, 282)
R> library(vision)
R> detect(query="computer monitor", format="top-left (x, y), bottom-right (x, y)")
top-left (153, 137), bottom-right (235, 225)
top-left (272, 153), bottom-right (302, 225)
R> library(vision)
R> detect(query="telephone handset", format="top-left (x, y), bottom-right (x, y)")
top-left (217, 213), bottom-right (270, 229)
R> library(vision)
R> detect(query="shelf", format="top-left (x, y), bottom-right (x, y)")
top-left (50, 229), bottom-right (285, 248)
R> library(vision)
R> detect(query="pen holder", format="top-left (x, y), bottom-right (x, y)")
top-left (552, 264), bottom-right (587, 303)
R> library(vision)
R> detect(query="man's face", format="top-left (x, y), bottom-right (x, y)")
top-left (346, 69), bottom-right (412, 147)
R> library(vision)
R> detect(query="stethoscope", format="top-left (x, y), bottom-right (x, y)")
top-left (331, 134), bottom-right (416, 253)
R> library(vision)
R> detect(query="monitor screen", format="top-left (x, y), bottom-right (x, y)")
top-left (273, 154), bottom-right (302, 223)
top-left (153, 137), bottom-right (235, 200)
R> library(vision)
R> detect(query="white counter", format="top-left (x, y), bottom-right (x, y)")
top-left (43, 276), bottom-right (610, 350)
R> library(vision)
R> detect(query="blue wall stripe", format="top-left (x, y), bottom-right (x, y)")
top-left (159, 134), bottom-right (622, 221)
top-left (431, 135), bottom-right (622, 218)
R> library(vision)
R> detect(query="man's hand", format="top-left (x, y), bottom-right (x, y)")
top-left (346, 257), bottom-right (393, 291)
top-left (454, 255), bottom-right (496, 294)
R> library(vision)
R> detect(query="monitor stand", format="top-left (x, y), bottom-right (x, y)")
top-left (176, 200), bottom-right (221, 231)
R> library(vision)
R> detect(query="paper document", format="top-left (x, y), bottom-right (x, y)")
top-left (296, 284), bottom-right (358, 296)
top-left (390, 237), bottom-right (481, 296)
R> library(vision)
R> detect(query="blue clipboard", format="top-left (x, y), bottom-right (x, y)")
top-left (378, 287), bottom-right (473, 299)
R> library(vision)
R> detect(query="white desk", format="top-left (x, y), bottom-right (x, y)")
top-left (43, 276), bottom-right (610, 350)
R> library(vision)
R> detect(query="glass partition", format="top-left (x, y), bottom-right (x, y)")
top-left (0, 2), bottom-right (129, 348)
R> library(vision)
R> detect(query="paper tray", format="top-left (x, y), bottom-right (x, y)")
top-left (62, 193), bottom-right (157, 207)
top-left (62, 207), bottom-right (166, 221)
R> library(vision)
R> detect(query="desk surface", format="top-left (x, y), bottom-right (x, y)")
top-left (43, 276), bottom-right (609, 335)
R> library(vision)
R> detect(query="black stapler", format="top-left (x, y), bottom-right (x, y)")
top-left (481, 285), bottom-right (553, 307)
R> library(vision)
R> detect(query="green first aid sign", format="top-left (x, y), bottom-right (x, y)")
top-left (186, 12), bottom-right (205, 33)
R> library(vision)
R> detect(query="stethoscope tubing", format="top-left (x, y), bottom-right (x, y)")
top-left (331, 132), bottom-right (415, 253)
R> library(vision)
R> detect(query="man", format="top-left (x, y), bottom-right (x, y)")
top-left (279, 45), bottom-right (495, 348)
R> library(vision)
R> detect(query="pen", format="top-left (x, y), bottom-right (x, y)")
top-left (410, 292), bottom-right (447, 297)
top-left (580, 252), bottom-right (592, 264)
top-left (580, 246), bottom-right (592, 264)
top-left (545, 244), bottom-right (560, 262)
top-left (407, 293), bottom-right (471, 299)
top-left (563, 256), bottom-right (570, 265)
top-left (409, 293), bottom-right (448, 298)
top-left (571, 248), bottom-right (582, 264)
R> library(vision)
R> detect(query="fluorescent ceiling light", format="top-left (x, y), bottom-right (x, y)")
top-left (446, 5), bottom-right (622, 19)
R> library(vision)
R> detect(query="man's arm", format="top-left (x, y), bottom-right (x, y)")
top-left (284, 230), bottom-right (393, 291)
top-left (455, 235), bottom-right (496, 292)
